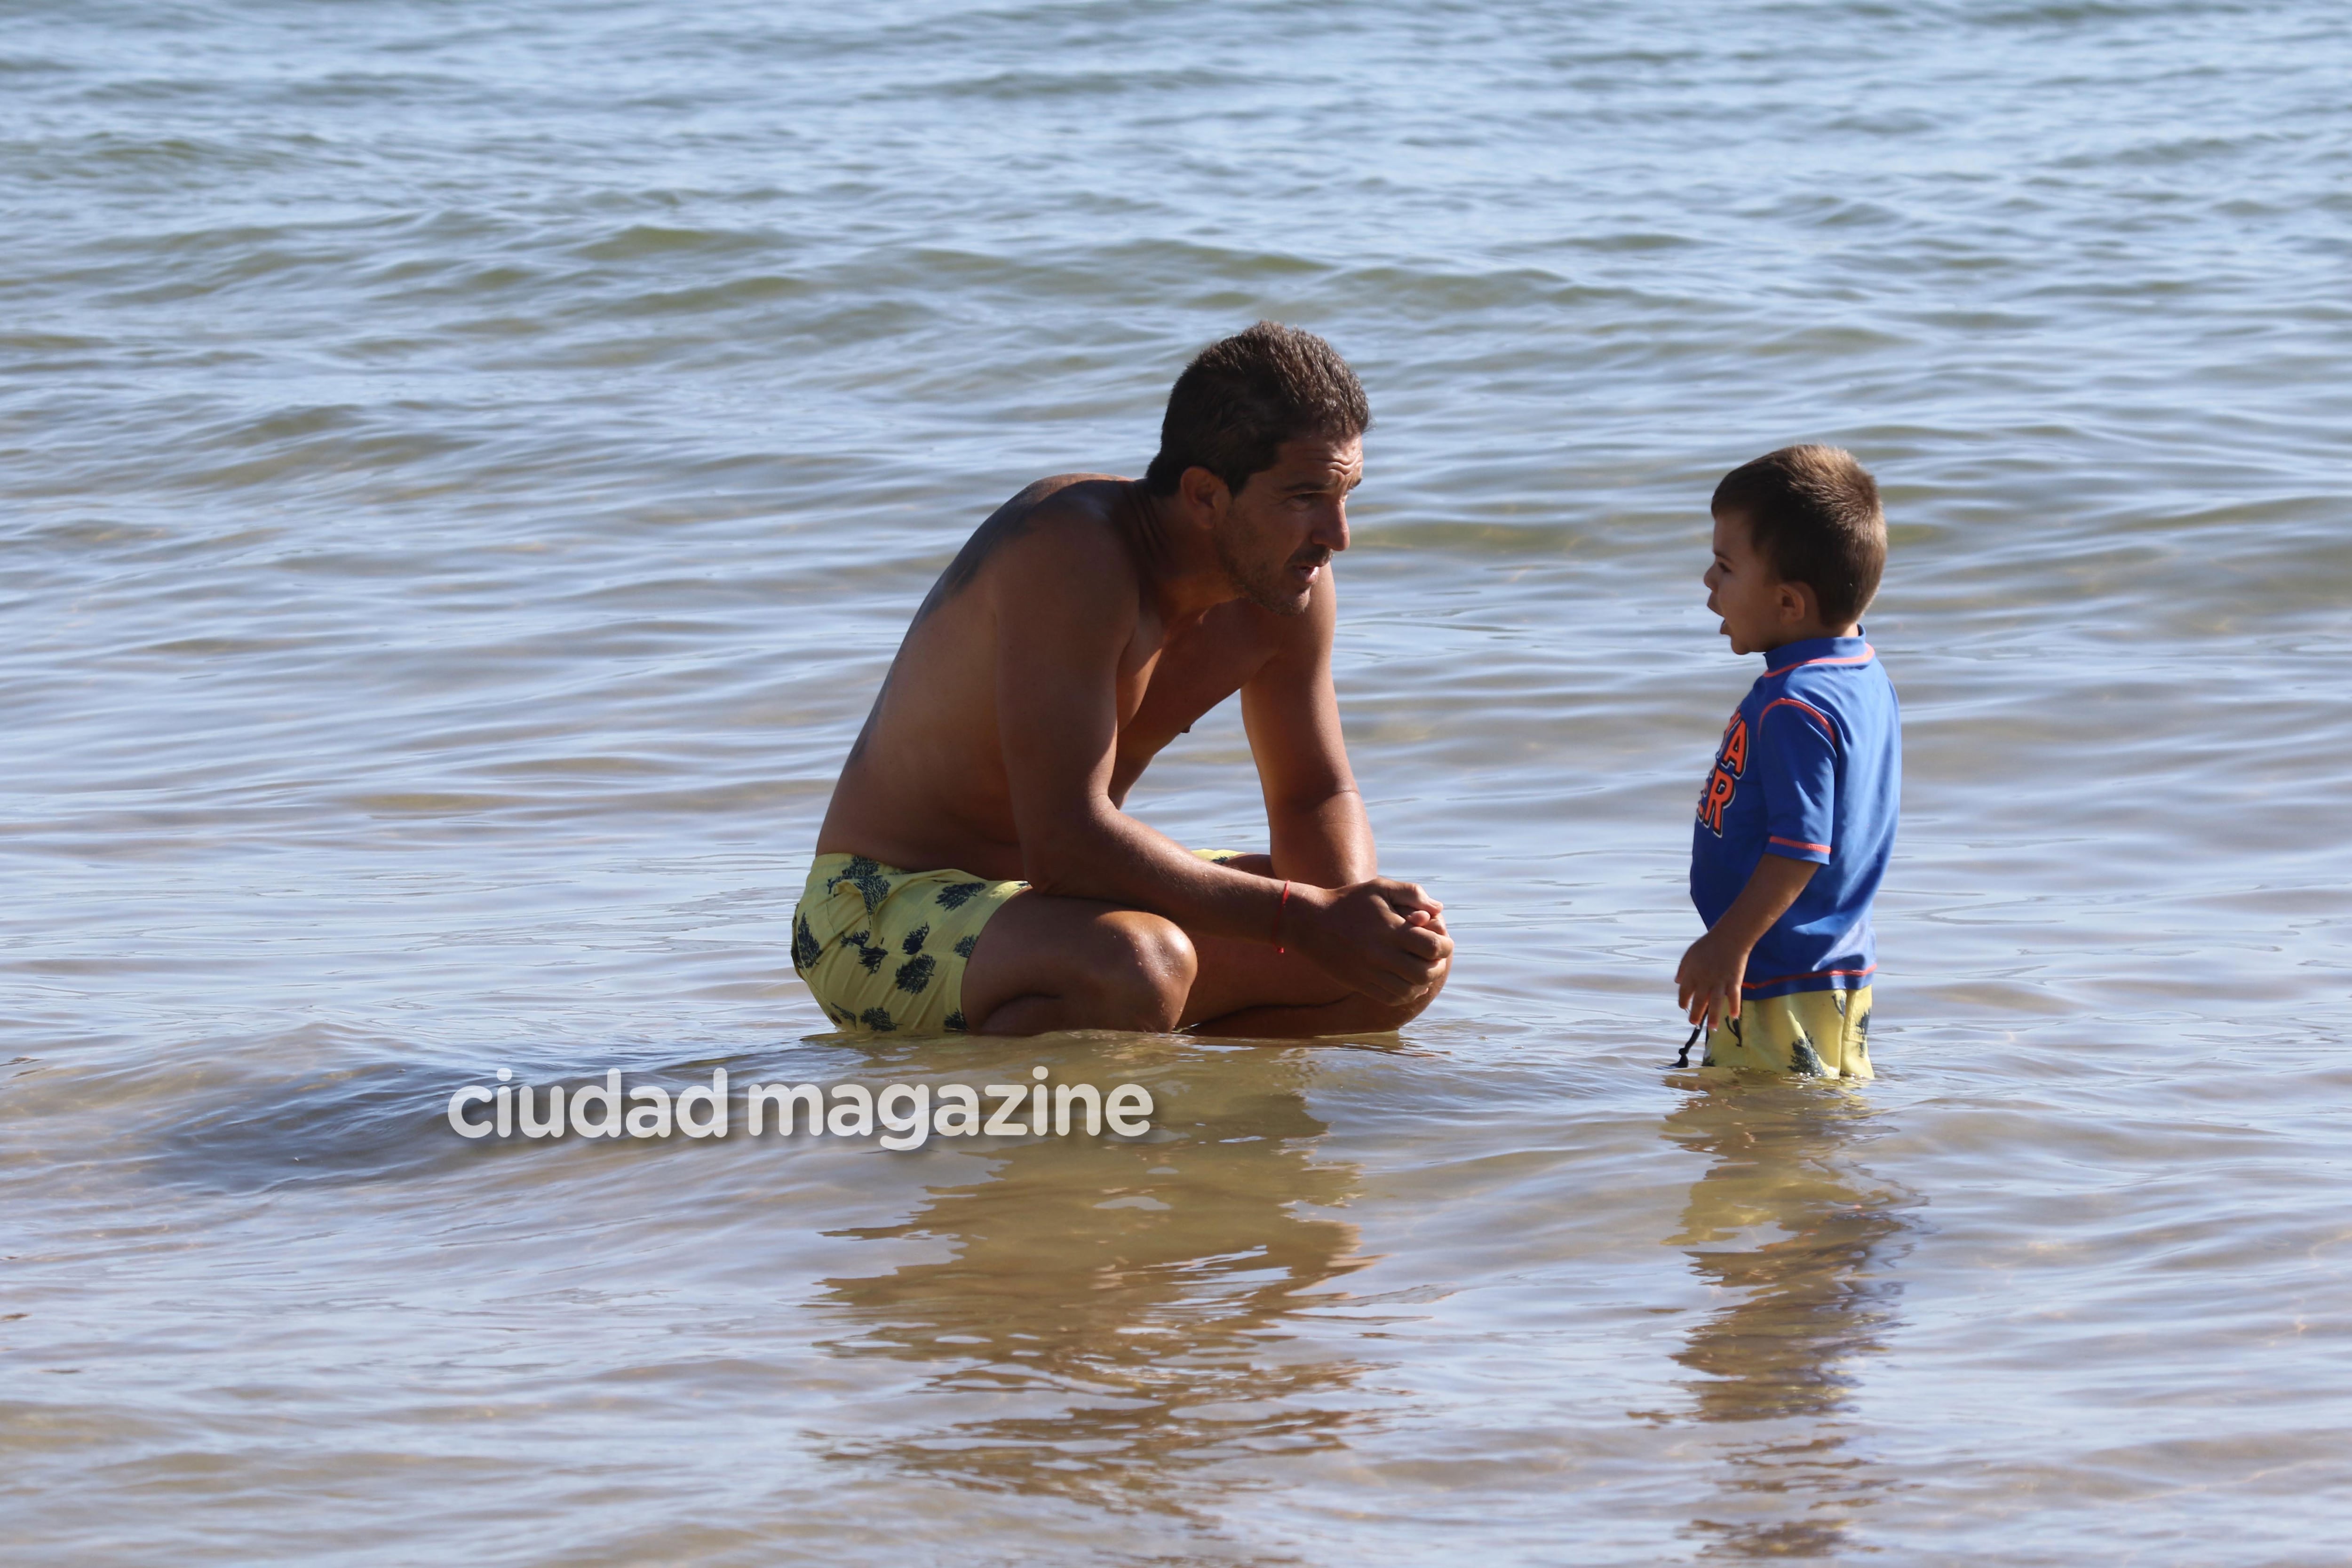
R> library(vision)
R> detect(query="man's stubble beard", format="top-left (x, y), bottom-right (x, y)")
top-left (1213, 526), bottom-right (1323, 617)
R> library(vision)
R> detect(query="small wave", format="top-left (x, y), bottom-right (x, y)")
top-left (926, 65), bottom-right (1235, 102)
top-left (572, 224), bottom-right (780, 263)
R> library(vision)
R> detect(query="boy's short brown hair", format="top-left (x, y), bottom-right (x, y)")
top-left (1712, 446), bottom-right (1885, 626)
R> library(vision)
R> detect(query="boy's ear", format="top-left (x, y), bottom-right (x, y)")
top-left (1777, 579), bottom-right (1819, 626)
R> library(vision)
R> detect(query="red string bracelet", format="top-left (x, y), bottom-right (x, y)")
top-left (1274, 880), bottom-right (1291, 955)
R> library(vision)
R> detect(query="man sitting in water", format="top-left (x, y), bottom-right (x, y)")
top-left (794, 322), bottom-right (1452, 1037)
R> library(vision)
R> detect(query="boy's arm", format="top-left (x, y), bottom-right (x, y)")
top-left (1680, 693), bottom-right (1841, 1033)
top-left (1677, 853), bottom-right (1820, 1033)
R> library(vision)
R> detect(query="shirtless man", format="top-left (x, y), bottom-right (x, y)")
top-left (793, 323), bottom-right (1452, 1038)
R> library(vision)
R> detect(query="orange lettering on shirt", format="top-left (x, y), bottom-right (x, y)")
top-left (1719, 715), bottom-right (1748, 777)
top-left (1698, 767), bottom-right (1737, 833)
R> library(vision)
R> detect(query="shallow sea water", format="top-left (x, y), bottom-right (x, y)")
top-left (4, 1), bottom-right (2350, 1562)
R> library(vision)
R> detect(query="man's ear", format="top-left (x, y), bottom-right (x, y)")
top-left (1176, 464), bottom-right (1230, 524)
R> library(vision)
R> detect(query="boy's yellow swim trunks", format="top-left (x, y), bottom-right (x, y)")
top-left (1702, 985), bottom-right (1875, 1080)
top-left (792, 849), bottom-right (1248, 1035)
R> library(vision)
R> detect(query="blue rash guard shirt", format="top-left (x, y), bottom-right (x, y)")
top-left (1690, 634), bottom-right (1900, 1002)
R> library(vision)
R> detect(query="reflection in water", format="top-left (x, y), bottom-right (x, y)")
top-left (1661, 1080), bottom-right (1921, 1559)
top-left (816, 1044), bottom-right (1377, 1516)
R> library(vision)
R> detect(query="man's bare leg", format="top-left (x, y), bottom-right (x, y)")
top-left (1177, 929), bottom-right (1447, 1037)
top-left (959, 892), bottom-right (1200, 1035)
top-left (1174, 853), bottom-right (1448, 1036)
top-left (960, 857), bottom-right (1448, 1038)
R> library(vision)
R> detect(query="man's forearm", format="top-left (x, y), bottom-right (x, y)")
top-left (1267, 785), bottom-right (1375, 887)
top-left (1021, 803), bottom-right (1290, 943)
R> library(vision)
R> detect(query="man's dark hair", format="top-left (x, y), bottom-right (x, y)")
top-left (1712, 445), bottom-right (1886, 626)
top-left (1142, 322), bottom-right (1370, 498)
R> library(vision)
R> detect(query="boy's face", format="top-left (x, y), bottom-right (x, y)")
top-left (1704, 509), bottom-right (1810, 656)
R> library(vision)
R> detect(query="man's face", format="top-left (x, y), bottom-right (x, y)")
top-left (1212, 433), bottom-right (1362, 615)
top-left (1704, 508), bottom-right (1793, 656)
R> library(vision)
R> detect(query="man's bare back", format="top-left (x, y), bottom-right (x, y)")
top-left (794, 324), bottom-right (1451, 1038)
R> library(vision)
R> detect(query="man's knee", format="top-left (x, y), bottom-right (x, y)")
top-left (1083, 912), bottom-right (1196, 1032)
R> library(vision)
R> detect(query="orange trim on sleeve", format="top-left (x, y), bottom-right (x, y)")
top-left (1767, 836), bottom-right (1832, 855)
top-left (1759, 696), bottom-right (1838, 744)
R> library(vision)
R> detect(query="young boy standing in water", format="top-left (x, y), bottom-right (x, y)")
top-left (1678, 446), bottom-right (1899, 1078)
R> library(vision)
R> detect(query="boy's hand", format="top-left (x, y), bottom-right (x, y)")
top-left (1676, 852), bottom-right (1822, 1038)
top-left (1676, 927), bottom-right (1750, 1035)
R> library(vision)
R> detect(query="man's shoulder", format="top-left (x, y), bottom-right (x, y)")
top-left (999, 471), bottom-right (1128, 516)
top-left (983, 473), bottom-right (1135, 557)
top-left (926, 475), bottom-right (1143, 622)
top-left (988, 478), bottom-right (1146, 602)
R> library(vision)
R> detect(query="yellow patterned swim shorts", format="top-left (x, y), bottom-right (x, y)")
top-left (1702, 985), bottom-right (1875, 1080)
top-left (792, 854), bottom-right (1026, 1035)
top-left (792, 849), bottom-right (1248, 1035)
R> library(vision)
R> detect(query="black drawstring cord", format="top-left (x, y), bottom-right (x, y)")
top-left (1673, 1026), bottom-right (1700, 1068)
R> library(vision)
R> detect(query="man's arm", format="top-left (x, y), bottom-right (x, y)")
top-left (993, 520), bottom-right (1444, 1003)
top-left (994, 520), bottom-right (1277, 937)
top-left (1238, 572), bottom-right (1376, 888)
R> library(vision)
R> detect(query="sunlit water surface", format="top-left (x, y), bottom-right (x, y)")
top-left (4, 1), bottom-right (2349, 1562)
